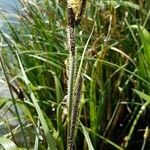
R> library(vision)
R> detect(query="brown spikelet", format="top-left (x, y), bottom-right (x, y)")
top-left (67, 76), bottom-right (83, 150)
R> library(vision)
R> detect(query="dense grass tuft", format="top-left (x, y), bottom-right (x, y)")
top-left (0, 0), bottom-right (150, 149)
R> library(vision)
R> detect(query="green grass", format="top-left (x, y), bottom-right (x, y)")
top-left (0, 0), bottom-right (150, 149)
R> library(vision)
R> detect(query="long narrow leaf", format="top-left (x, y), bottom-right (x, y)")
top-left (0, 137), bottom-right (18, 150)
top-left (133, 89), bottom-right (150, 103)
top-left (80, 122), bottom-right (94, 150)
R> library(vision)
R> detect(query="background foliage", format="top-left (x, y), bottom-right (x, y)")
top-left (0, 0), bottom-right (150, 149)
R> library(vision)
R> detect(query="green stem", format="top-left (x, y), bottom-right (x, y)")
top-left (123, 102), bottom-right (149, 149)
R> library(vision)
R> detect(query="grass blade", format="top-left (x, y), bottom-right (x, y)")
top-left (15, 51), bottom-right (57, 150)
top-left (0, 137), bottom-right (18, 150)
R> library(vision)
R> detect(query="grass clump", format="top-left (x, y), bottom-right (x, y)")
top-left (0, 0), bottom-right (150, 149)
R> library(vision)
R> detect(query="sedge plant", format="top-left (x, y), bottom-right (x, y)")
top-left (0, 0), bottom-right (150, 150)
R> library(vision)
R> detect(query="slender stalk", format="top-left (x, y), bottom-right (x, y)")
top-left (123, 102), bottom-right (149, 149)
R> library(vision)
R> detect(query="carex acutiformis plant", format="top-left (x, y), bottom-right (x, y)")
top-left (66, 0), bottom-right (86, 149)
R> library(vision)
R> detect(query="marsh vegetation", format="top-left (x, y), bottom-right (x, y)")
top-left (0, 0), bottom-right (150, 149)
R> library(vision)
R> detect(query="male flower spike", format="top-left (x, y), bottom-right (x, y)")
top-left (67, 0), bottom-right (86, 25)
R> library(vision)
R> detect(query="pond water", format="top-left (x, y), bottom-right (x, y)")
top-left (0, 0), bottom-right (19, 11)
top-left (0, 0), bottom-right (20, 26)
